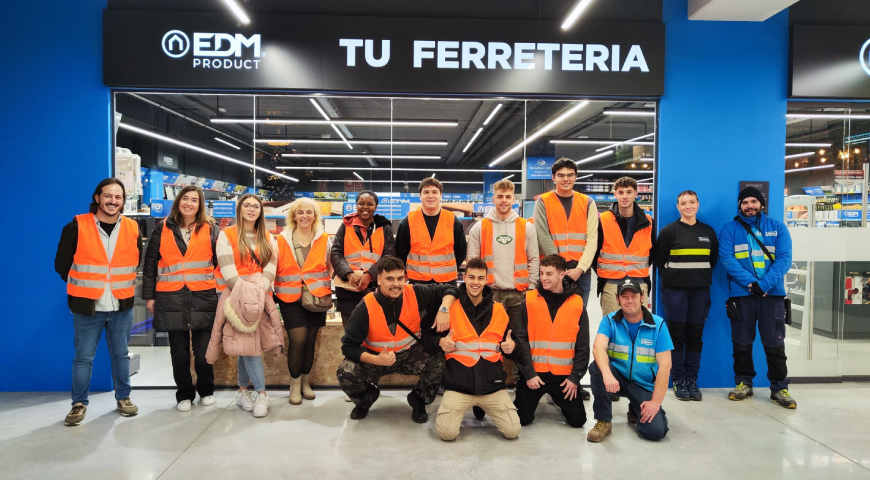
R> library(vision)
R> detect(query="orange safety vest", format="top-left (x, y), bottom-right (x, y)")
top-left (362, 284), bottom-right (422, 353)
top-left (479, 218), bottom-right (529, 291)
top-left (445, 300), bottom-right (509, 367)
top-left (406, 208), bottom-right (458, 282)
top-left (525, 289), bottom-right (583, 375)
top-left (67, 213), bottom-right (140, 300)
top-left (541, 191), bottom-right (589, 261)
top-left (156, 222), bottom-right (217, 292)
top-left (344, 225), bottom-right (385, 273)
top-left (223, 225), bottom-right (265, 277)
top-left (597, 211), bottom-right (652, 279)
top-left (274, 232), bottom-right (331, 302)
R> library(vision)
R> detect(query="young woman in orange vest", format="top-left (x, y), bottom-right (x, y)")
top-left (213, 193), bottom-right (278, 418)
top-left (275, 197), bottom-right (333, 405)
top-left (142, 185), bottom-right (221, 413)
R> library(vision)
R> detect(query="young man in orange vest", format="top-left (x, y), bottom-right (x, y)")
top-left (54, 178), bottom-right (143, 426)
top-left (435, 257), bottom-right (521, 441)
top-left (594, 176), bottom-right (656, 316)
top-left (337, 256), bottom-right (458, 423)
top-left (513, 254), bottom-right (589, 429)
top-left (395, 177), bottom-right (467, 286)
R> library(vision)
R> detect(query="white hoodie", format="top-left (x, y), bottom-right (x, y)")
top-left (467, 209), bottom-right (539, 290)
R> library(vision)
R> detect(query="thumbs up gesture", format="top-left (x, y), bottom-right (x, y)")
top-left (377, 346), bottom-right (396, 366)
top-left (500, 329), bottom-right (515, 355)
top-left (439, 329), bottom-right (456, 353)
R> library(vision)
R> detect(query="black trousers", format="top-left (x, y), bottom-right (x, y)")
top-left (513, 375), bottom-right (587, 428)
top-left (730, 295), bottom-right (789, 392)
top-left (168, 330), bottom-right (215, 403)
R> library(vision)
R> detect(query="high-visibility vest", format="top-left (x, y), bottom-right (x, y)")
top-left (67, 213), bottom-right (140, 300)
top-left (156, 222), bottom-right (217, 292)
top-left (223, 225), bottom-right (265, 277)
top-left (597, 211), bottom-right (653, 279)
top-left (406, 208), bottom-right (457, 282)
top-left (479, 218), bottom-right (529, 291)
top-left (362, 284), bottom-right (421, 353)
top-left (541, 191), bottom-right (588, 261)
top-left (274, 232), bottom-right (331, 302)
top-left (525, 289), bottom-right (583, 375)
top-left (445, 300), bottom-right (509, 367)
top-left (344, 225), bottom-right (385, 273)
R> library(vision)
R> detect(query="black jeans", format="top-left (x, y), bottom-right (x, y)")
top-left (729, 295), bottom-right (789, 392)
top-left (589, 362), bottom-right (668, 441)
top-left (661, 288), bottom-right (711, 382)
top-left (168, 330), bottom-right (215, 403)
top-left (513, 374), bottom-right (586, 428)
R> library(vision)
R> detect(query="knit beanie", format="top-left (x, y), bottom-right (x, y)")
top-left (737, 186), bottom-right (766, 208)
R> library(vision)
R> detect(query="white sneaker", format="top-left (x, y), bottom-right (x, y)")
top-left (236, 391), bottom-right (255, 412)
top-left (200, 395), bottom-right (216, 406)
top-left (252, 393), bottom-right (270, 418)
top-left (176, 399), bottom-right (192, 412)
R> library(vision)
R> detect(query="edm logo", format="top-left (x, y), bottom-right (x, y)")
top-left (861, 38), bottom-right (870, 76)
top-left (162, 30), bottom-right (264, 70)
top-left (152, 202), bottom-right (163, 214)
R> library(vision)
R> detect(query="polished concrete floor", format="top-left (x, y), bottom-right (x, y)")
top-left (1, 383), bottom-right (868, 479)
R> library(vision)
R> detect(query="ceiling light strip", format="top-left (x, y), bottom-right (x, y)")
top-left (785, 142), bottom-right (832, 147)
top-left (595, 132), bottom-right (656, 152)
top-left (489, 100), bottom-right (590, 167)
top-left (222, 0), bottom-right (250, 24)
top-left (214, 137), bottom-right (241, 150)
top-left (309, 99), bottom-right (353, 149)
top-left (353, 172), bottom-right (364, 181)
top-left (786, 113), bottom-right (870, 119)
top-left (784, 151), bottom-right (816, 160)
top-left (282, 153), bottom-right (440, 160)
top-left (561, 0), bottom-right (595, 30)
top-left (786, 165), bottom-right (834, 173)
top-left (575, 150), bottom-right (614, 165)
top-left (254, 139), bottom-right (448, 146)
top-left (320, 179), bottom-right (485, 184)
top-left (551, 140), bottom-right (654, 146)
top-left (463, 128), bottom-right (484, 153)
top-left (482, 104), bottom-right (503, 126)
top-left (602, 110), bottom-right (656, 116)
top-left (276, 166), bottom-right (522, 172)
top-left (576, 169), bottom-right (653, 174)
top-left (212, 118), bottom-right (459, 127)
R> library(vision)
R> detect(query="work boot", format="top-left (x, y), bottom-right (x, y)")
top-left (300, 374), bottom-right (316, 400)
top-left (350, 387), bottom-right (379, 420)
top-left (686, 380), bottom-right (703, 401)
top-left (609, 393), bottom-right (620, 402)
top-left (673, 380), bottom-right (690, 401)
top-left (579, 387), bottom-right (591, 401)
top-left (586, 420), bottom-right (612, 443)
top-left (472, 406), bottom-right (486, 420)
top-left (116, 398), bottom-right (138, 417)
top-left (407, 391), bottom-right (428, 424)
top-left (288, 377), bottom-right (303, 405)
top-left (627, 409), bottom-right (637, 425)
top-left (729, 382), bottom-right (753, 401)
top-left (64, 403), bottom-right (87, 426)
top-left (770, 389), bottom-right (797, 409)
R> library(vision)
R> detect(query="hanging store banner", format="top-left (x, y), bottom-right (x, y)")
top-left (791, 25), bottom-right (870, 99)
top-left (103, 10), bottom-right (665, 96)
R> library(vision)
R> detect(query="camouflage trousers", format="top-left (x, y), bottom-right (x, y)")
top-left (336, 343), bottom-right (445, 408)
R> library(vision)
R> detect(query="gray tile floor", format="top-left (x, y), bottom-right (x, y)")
top-left (2, 383), bottom-right (869, 479)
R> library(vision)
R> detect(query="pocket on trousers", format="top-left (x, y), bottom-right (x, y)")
top-left (702, 299), bottom-right (712, 321)
top-left (436, 403), bottom-right (453, 418)
top-left (725, 298), bottom-right (742, 322)
top-left (773, 299), bottom-right (786, 340)
top-left (503, 401), bottom-right (519, 424)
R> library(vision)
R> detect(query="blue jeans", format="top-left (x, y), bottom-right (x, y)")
top-left (71, 308), bottom-right (134, 406)
top-left (589, 361), bottom-right (669, 441)
top-left (238, 355), bottom-right (266, 392)
top-left (575, 270), bottom-right (592, 306)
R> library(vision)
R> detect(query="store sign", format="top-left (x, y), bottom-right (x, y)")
top-left (739, 180), bottom-right (769, 206)
top-left (527, 157), bottom-right (556, 180)
top-left (104, 11), bottom-right (665, 96)
top-left (791, 25), bottom-right (870, 99)
top-left (835, 170), bottom-right (865, 179)
top-left (211, 201), bottom-right (236, 218)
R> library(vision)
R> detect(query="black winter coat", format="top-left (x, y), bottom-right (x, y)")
top-left (330, 214), bottom-right (395, 302)
top-left (142, 218), bottom-right (219, 331)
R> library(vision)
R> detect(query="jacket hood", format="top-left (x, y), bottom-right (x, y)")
top-left (608, 201), bottom-right (651, 229)
top-left (534, 278), bottom-right (579, 303)
top-left (457, 283), bottom-right (494, 305)
top-left (484, 209), bottom-right (519, 223)
top-left (223, 273), bottom-right (265, 333)
top-left (342, 212), bottom-right (390, 228)
top-left (735, 211), bottom-right (764, 226)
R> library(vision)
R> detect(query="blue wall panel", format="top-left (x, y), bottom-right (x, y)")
top-left (658, 0), bottom-right (789, 388)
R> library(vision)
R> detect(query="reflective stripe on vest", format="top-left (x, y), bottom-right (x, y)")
top-left (525, 289), bottom-right (583, 375)
top-left (406, 208), bottom-right (457, 282)
top-left (274, 233), bottom-right (331, 303)
top-left (608, 342), bottom-right (656, 364)
top-left (156, 222), bottom-right (217, 292)
top-left (344, 226), bottom-right (385, 273)
top-left (479, 218), bottom-right (529, 291)
top-left (223, 226), bottom-right (265, 277)
top-left (597, 211), bottom-right (652, 279)
top-left (541, 191), bottom-right (589, 261)
top-left (362, 284), bottom-right (422, 353)
top-left (67, 213), bottom-right (140, 300)
top-left (445, 301), bottom-right (509, 367)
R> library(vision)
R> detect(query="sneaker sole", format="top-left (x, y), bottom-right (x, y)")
top-left (118, 411), bottom-right (138, 417)
top-left (587, 431), bottom-right (611, 443)
top-left (771, 399), bottom-right (797, 409)
top-left (64, 419), bottom-right (83, 426)
top-left (690, 396), bottom-right (703, 401)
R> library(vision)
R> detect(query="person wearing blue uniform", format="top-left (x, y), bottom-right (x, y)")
top-left (718, 187), bottom-right (795, 408)
top-left (587, 278), bottom-right (673, 443)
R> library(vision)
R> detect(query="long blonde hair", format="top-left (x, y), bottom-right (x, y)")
top-left (235, 193), bottom-right (273, 267)
top-left (285, 197), bottom-right (322, 232)
top-left (169, 185), bottom-right (215, 232)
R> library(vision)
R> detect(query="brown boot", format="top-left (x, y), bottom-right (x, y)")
top-left (300, 374), bottom-right (316, 400)
top-left (288, 377), bottom-right (303, 405)
top-left (586, 420), bottom-right (612, 443)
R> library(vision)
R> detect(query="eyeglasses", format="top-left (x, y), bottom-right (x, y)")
top-left (555, 173), bottom-right (577, 179)
top-left (241, 203), bottom-right (261, 210)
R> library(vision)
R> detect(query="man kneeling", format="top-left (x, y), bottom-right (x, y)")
top-left (587, 279), bottom-right (672, 443)
top-left (337, 256), bottom-right (457, 423)
top-left (436, 258), bottom-right (520, 441)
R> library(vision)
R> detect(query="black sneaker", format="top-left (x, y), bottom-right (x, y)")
top-left (770, 389), bottom-right (797, 409)
top-left (472, 406), bottom-right (486, 420)
top-left (579, 387), bottom-right (591, 401)
top-left (686, 380), bottom-right (703, 401)
top-left (407, 391), bottom-right (428, 423)
top-left (673, 380), bottom-right (690, 401)
top-left (608, 393), bottom-right (620, 402)
top-left (350, 405), bottom-right (370, 420)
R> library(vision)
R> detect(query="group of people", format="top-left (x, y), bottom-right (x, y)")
top-left (55, 156), bottom-right (796, 445)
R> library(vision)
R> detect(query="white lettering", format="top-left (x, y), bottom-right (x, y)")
top-left (585, 44), bottom-right (609, 71)
top-left (193, 33), bottom-right (214, 56)
top-left (461, 42), bottom-right (486, 69)
top-left (437, 41), bottom-right (459, 69)
top-left (413, 40), bottom-right (436, 68)
top-left (536, 43), bottom-right (560, 70)
top-left (193, 32), bottom-right (261, 58)
top-left (234, 34), bottom-right (261, 58)
top-left (193, 58), bottom-right (201, 68)
top-left (365, 39), bottom-right (390, 67)
top-left (202, 58), bottom-right (211, 68)
top-left (244, 59), bottom-right (252, 69)
top-left (339, 39), bottom-right (364, 66)
top-left (622, 45), bottom-right (649, 72)
top-left (562, 44), bottom-right (584, 71)
top-left (488, 42), bottom-right (512, 69)
top-left (514, 43), bottom-right (536, 70)
top-left (611, 45), bottom-right (620, 71)
top-left (210, 34), bottom-right (236, 57)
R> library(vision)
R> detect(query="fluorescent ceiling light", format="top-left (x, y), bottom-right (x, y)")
top-left (595, 132), bottom-right (656, 152)
top-left (120, 123), bottom-right (298, 182)
top-left (463, 128), bottom-right (483, 153)
top-left (276, 166), bottom-right (522, 173)
top-left (637, 178), bottom-right (654, 183)
top-left (786, 113), bottom-right (870, 119)
top-left (211, 118), bottom-right (459, 127)
top-left (282, 153), bottom-right (441, 160)
top-left (222, 0), bottom-right (250, 24)
top-left (490, 101), bottom-right (590, 166)
top-left (784, 151), bottom-right (816, 160)
top-left (503, 174), bottom-right (515, 180)
top-left (639, 157), bottom-right (654, 162)
top-left (309, 99), bottom-right (353, 149)
top-left (575, 174), bottom-right (593, 181)
top-left (321, 180), bottom-right (484, 184)
top-left (561, 0), bottom-right (595, 30)
top-left (550, 139), bottom-right (654, 146)
top-left (575, 150), bottom-right (614, 165)
top-left (353, 172), bottom-right (364, 181)
top-left (254, 139), bottom-right (448, 146)
top-left (785, 142), bottom-right (832, 147)
top-left (483, 104), bottom-right (503, 126)
top-left (786, 165), bottom-right (834, 173)
top-left (214, 137), bottom-right (240, 150)
top-left (603, 110), bottom-right (656, 116)
top-left (431, 173), bottom-right (436, 178)
top-left (577, 169), bottom-right (653, 174)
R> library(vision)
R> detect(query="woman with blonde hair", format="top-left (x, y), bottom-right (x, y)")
top-left (274, 197), bottom-right (333, 405)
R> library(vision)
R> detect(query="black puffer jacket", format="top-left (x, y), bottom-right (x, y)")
top-left (142, 218), bottom-right (220, 331)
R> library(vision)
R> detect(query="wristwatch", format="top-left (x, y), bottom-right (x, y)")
top-left (439, 306), bottom-right (449, 313)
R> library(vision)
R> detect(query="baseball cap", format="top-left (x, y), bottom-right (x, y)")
top-left (616, 278), bottom-right (643, 295)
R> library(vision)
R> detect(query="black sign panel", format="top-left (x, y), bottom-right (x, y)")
top-left (739, 181), bottom-right (770, 207)
top-left (791, 25), bottom-right (870, 99)
top-left (104, 10), bottom-right (664, 96)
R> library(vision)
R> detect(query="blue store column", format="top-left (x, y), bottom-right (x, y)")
top-left (659, 0), bottom-right (789, 388)
top-left (1, 0), bottom-right (113, 392)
